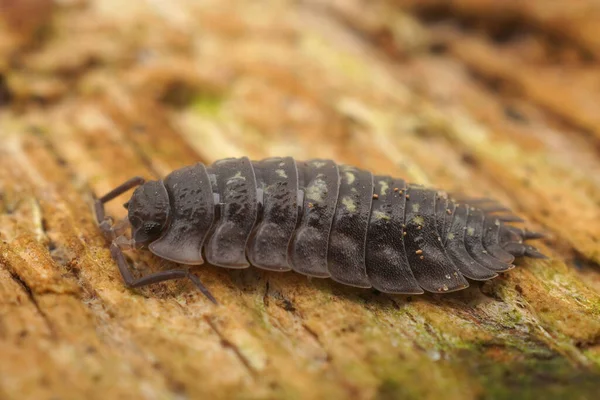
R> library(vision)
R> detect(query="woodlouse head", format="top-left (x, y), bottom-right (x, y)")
top-left (126, 180), bottom-right (170, 246)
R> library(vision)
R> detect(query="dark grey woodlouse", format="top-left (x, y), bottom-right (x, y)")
top-left (94, 157), bottom-right (547, 303)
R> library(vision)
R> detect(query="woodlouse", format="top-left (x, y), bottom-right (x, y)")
top-left (94, 157), bottom-right (547, 303)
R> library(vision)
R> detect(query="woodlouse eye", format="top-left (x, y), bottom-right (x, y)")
top-left (143, 221), bottom-right (161, 234)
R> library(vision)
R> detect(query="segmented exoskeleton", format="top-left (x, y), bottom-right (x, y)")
top-left (94, 157), bottom-right (546, 303)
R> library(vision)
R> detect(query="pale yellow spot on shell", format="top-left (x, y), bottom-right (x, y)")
top-left (379, 180), bottom-right (389, 195)
top-left (311, 161), bottom-right (327, 168)
top-left (467, 227), bottom-right (475, 236)
top-left (411, 203), bottom-right (420, 213)
top-left (345, 171), bottom-right (356, 184)
top-left (276, 169), bottom-right (287, 179)
top-left (305, 178), bottom-right (327, 202)
top-left (373, 210), bottom-right (390, 221)
top-left (227, 171), bottom-right (245, 185)
top-left (447, 233), bottom-right (455, 240)
top-left (342, 196), bottom-right (357, 212)
top-left (413, 215), bottom-right (424, 226)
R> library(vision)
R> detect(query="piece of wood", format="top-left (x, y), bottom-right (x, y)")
top-left (1, 0), bottom-right (599, 398)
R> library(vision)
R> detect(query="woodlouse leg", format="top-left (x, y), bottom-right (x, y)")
top-left (517, 229), bottom-right (548, 240)
top-left (503, 242), bottom-right (548, 259)
top-left (94, 177), bottom-right (218, 303)
top-left (503, 226), bottom-right (547, 241)
top-left (521, 229), bottom-right (547, 240)
top-left (110, 242), bottom-right (218, 304)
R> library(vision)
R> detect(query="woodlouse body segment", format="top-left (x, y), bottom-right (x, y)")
top-left (204, 157), bottom-right (258, 268)
top-left (94, 157), bottom-right (547, 303)
top-left (403, 186), bottom-right (469, 293)
top-left (465, 208), bottom-right (513, 272)
top-left (327, 165), bottom-right (374, 288)
top-left (365, 177), bottom-right (423, 294)
top-left (148, 164), bottom-right (214, 265)
top-left (289, 159), bottom-right (340, 278)
top-left (247, 157), bottom-right (299, 271)
top-left (444, 204), bottom-right (498, 281)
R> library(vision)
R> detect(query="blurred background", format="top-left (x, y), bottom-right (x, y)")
top-left (0, 1), bottom-right (599, 399)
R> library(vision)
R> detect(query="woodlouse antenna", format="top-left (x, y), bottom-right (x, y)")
top-left (95, 176), bottom-right (146, 224)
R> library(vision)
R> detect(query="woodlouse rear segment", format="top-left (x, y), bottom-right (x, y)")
top-left (94, 157), bottom-right (547, 302)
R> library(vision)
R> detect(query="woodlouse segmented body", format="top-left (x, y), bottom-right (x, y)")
top-left (95, 157), bottom-right (546, 303)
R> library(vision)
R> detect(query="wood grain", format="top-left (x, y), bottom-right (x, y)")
top-left (0, 0), bottom-right (599, 399)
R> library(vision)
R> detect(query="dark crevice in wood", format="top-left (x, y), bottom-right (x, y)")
top-left (262, 279), bottom-right (270, 308)
top-left (125, 139), bottom-right (162, 178)
top-left (5, 266), bottom-right (57, 339)
top-left (261, 282), bottom-right (333, 365)
top-left (571, 247), bottom-right (600, 273)
top-left (24, 130), bottom-right (104, 302)
top-left (462, 65), bottom-right (600, 156)
top-left (407, 3), bottom-right (596, 64)
top-left (300, 322), bottom-right (332, 363)
top-left (268, 287), bottom-right (297, 313)
top-left (203, 315), bottom-right (258, 378)
top-left (0, 75), bottom-right (12, 107)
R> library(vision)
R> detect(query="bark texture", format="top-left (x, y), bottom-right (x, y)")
top-left (0, 1), bottom-right (599, 399)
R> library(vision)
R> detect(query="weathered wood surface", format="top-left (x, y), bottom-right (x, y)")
top-left (0, 1), bottom-right (599, 399)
